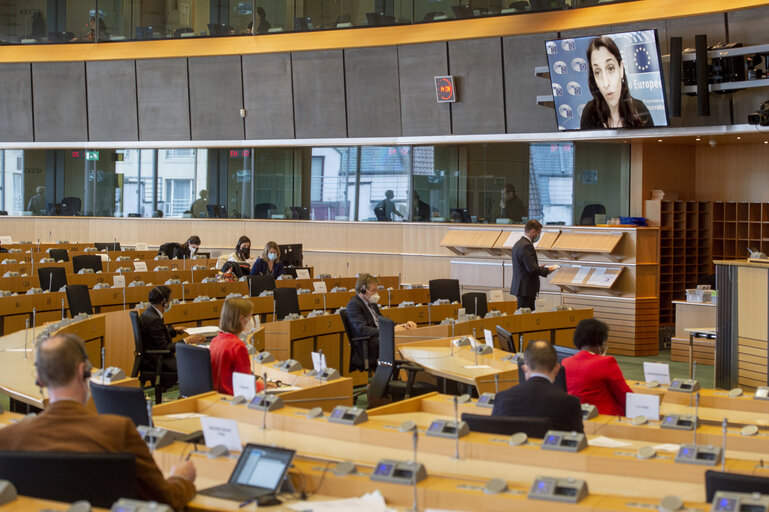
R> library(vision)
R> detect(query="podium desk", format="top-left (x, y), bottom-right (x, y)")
top-left (263, 315), bottom-right (345, 371)
top-left (149, 393), bottom-right (756, 502)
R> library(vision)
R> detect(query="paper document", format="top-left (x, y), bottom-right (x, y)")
top-left (296, 268), bottom-right (311, 280)
top-left (588, 436), bottom-right (632, 448)
top-left (653, 444), bottom-right (680, 453)
top-left (133, 261), bottom-right (148, 272)
top-left (135, 243), bottom-right (148, 251)
top-left (313, 281), bottom-right (328, 294)
top-left (0, 236), bottom-right (12, 244)
top-left (311, 351), bottom-right (327, 372)
top-left (571, 266), bottom-right (591, 284)
top-left (463, 365), bottom-right (492, 369)
top-left (288, 490), bottom-right (394, 512)
top-left (184, 326), bottom-right (219, 336)
top-left (587, 267), bottom-right (615, 286)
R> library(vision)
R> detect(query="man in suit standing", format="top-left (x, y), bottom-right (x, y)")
top-left (510, 219), bottom-right (557, 311)
top-left (139, 286), bottom-right (204, 373)
top-left (345, 274), bottom-right (416, 372)
top-left (491, 340), bottom-right (583, 433)
top-left (0, 334), bottom-right (197, 510)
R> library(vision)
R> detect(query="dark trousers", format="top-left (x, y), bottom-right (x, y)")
top-left (516, 295), bottom-right (536, 311)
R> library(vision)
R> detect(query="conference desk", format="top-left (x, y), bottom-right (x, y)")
top-left (0, 257), bottom-right (218, 276)
top-left (148, 391), bottom-right (763, 505)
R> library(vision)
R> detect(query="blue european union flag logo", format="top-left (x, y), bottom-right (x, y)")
top-left (625, 42), bottom-right (658, 74)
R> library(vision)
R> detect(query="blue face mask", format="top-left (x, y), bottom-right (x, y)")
top-left (267, 252), bottom-right (277, 261)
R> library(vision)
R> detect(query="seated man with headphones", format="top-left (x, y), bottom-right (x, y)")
top-left (0, 334), bottom-right (197, 510)
top-left (140, 286), bottom-right (205, 373)
top-left (345, 274), bottom-right (417, 373)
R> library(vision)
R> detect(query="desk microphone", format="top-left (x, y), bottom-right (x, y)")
top-left (721, 417), bottom-right (728, 472)
top-left (61, 298), bottom-right (65, 320)
top-left (146, 398), bottom-right (155, 452)
top-left (693, 392), bottom-right (700, 445)
top-left (48, 272), bottom-right (53, 292)
top-left (494, 374), bottom-right (499, 394)
top-left (453, 394), bottom-right (470, 459)
top-left (23, 318), bottom-right (29, 359)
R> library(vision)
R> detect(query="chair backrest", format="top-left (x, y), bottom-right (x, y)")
top-left (705, 470), bottom-right (769, 503)
top-left (176, 343), bottom-right (214, 398)
top-left (429, 278), bottom-right (461, 303)
top-left (89, 382), bottom-right (150, 427)
top-left (461, 292), bottom-right (488, 317)
top-left (367, 316), bottom-right (396, 401)
top-left (37, 266), bottom-right (67, 292)
top-left (462, 413), bottom-right (552, 438)
top-left (254, 203), bottom-right (276, 219)
top-left (60, 196), bottom-right (82, 215)
top-left (48, 248), bottom-right (69, 262)
top-left (274, 287), bottom-right (300, 320)
top-left (496, 325), bottom-right (516, 353)
top-left (129, 310), bottom-right (144, 378)
top-left (579, 203), bottom-right (606, 225)
top-left (72, 254), bottom-right (103, 273)
top-left (66, 284), bottom-right (93, 316)
top-left (95, 242), bottom-right (121, 251)
top-left (247, 274), bottom-right (276, 296)
top-left (339, 309), bottom-right (356, 344)
top-left (0, 450), bottom-right (137, 507)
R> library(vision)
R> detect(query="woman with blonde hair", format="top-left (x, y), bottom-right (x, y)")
top-left (250, 241), bottom-right (285, 278)
top-left (209, 298), bottom-right (265, 395)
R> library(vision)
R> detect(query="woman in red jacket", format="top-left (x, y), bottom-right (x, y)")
top-left (209, 298), bottom-right (265, 395)
top-left (561, 318), bottom-right (632, 416)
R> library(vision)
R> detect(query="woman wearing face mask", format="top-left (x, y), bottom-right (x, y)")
top-left (345, 274), bottom-right (416, 372)
top-left (580, 36), bottom-right (653, 129)
top-left (216, 236), bottom-right (253, 274)
top-left (560, 318), bottom-right (632, 416)
top-left (209, 298), bottom-right (266, 395)
top-left (250, 241), bottom-right (285, 279)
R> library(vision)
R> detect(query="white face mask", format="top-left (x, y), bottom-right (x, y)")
top-left (369, 293), bottom-right (381, 304)
top-left (189, 246), bottom-right (198, 254)
top-left (267, 252), bottom-right (277, 261)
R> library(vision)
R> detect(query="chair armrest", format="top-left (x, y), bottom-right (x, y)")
top-left (350, 335), bottom-right (373, 343)
top-left (145, 349), bottom-right (172, 355)
top-left (394, 360), bottom-right (423, 374)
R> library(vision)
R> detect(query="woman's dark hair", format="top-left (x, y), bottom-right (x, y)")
top-left (184, 235), bottom-right (201, 248)
top-left (254, 7), bottom-right (271, 34)
top-left (235, 236), bottom-right (251, 260)
top-left (586, 36), bottom-right (643, 128)
top-left (573, 318), bottom-right (609, 349)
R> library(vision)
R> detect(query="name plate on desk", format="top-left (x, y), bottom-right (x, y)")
top-left (328, 406), bottom-right (367, 425)
top-left (541, 431), bottom-right (587, 452)
top-left (674, 443), bottom-right (721, 466)
top-left (755, 387), bottom-right (769, 400)
top-left (370, 459), bottom-right (426, 485)
top-left (426, 419), bottom-right (469, 439)
top-left (528, 476), bottom-right (588, 504)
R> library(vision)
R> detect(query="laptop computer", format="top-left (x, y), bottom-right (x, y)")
top-left (198, 443), bottom-right (295, 502)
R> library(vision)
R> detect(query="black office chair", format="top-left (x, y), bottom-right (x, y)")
top-left (429, 278), bottom-right (461, 303)
top-left (340, 309), bottom-right (375, 376)
top-left (508, 1), bottom-right (530, 10)
top-left (254, 203), bottom-right (277, 219)
top-left (461, 413), bottom-right (552, 438)
top-left (705, 470), bottom-right (769, 503)
top-left (462, 292), bottom-right (488, 317)
top-left (48, 248), bottom-right (69, 262)
top-left (72, 254), bottom-right (103, 273)
top-left (95, 241), bottom-right (121, 251)
top-left (368, 316), bottom-right (435, 406)
top-left (290, 206), bottom-right (310, 220)
top-left (37, 266), bottom-right (67, 292)
top-left (247, 274), bottom-right (276, 297)
top-left (66, 284), bottom-right (93, 316)
top-left (176, 343), bottom-right (214, 398)
top-left (174, 27), bottom-right (194, 37)
top-left (496, 325), bottom-right (517, 353)
top-left (579, 203), bottom-right (606, 226)
top-left (274, 287), bottom-right (300, 320)
top-left (0, 451), bottom-right (137, 508)
top-left (449, 208), bottom-right (472, 223)
top-left (90, 382), bottom-right (150, 427)
top-left (129, 310), bottom-right (176, 404)
top-left (60, 196), bottom-right (81, 215)
top-left (422, 11), bottom-right (446, 21)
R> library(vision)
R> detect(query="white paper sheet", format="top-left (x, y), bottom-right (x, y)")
top-left (643, 362), bottom-right (671, 385)
top-left (287, 490), bottom-right (395, 512)
top-left (313, 281), bottom-right (328, 293)
top-left (588, 436), bottom-right (633, 448)
top-left (571, 266), bottom-right (591, 284)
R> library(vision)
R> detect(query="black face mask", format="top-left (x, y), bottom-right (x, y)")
top-left (239, 247), bottom-right (250, 259)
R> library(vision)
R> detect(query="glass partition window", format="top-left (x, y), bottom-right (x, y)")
top-left (0, 142), bottom-right (629, 223)
top-left (0, 0), bottom-right (637, 44)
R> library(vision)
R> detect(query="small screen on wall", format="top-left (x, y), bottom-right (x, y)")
top-left (545, 29), bottom-right (669, 131)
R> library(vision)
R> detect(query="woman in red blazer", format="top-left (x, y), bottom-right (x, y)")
top-left (561, 318), bottom-right (632, 416)
top-left (209, 298), bottom-right (265, 395)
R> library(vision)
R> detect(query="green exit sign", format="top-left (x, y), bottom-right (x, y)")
top-left (85, 151), bottom-right (99, 161)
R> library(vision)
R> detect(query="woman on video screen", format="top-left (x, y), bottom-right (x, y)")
top-left (580, 36), bottom-right (653, 129)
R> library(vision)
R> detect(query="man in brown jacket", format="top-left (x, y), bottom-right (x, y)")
top-left (0, 333), bottom-right (196, 511)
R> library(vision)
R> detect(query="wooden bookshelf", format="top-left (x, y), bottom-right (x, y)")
top-left (645, 200), bottom-right (712, 326)
top-left (439, 229), bottom-right (502, 255)
top-left (711, 201), bottom-right (769, 261)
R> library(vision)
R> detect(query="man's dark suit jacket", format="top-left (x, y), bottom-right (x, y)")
top-left (510, 236), bottom-right (549, 298)
top-left (139, 307), bottom-right (180, 370)
top-left (491, 376), bottom-right (584, 433)
top-left (345, 295), bottom-right (381, 372)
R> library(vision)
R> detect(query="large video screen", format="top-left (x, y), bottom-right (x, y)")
top-left (545, 29), bottom-right (669, 131)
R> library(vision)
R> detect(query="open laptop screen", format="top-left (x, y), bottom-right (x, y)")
top-left (230, 444), bottom-right (295, 491)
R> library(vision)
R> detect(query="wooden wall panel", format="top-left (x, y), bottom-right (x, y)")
top-left (695, 144), bottom-right (769, 202)
top-left (737, 266), bottom-right (768, 341)
top-left (86, 60), bottom-right (139, 142)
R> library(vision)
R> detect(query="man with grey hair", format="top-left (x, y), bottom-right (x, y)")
top-left (491, 340), bottom-right (583, 433)
top-left (0, 334), bottom-right (197, 510)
